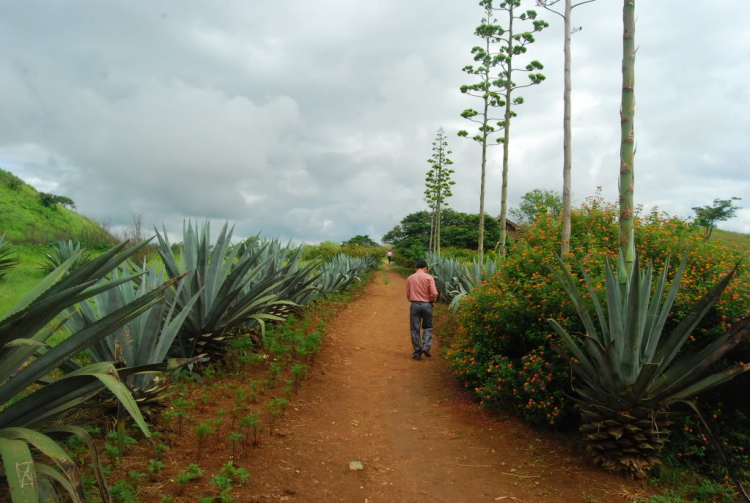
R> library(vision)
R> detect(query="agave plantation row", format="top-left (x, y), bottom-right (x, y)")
top-left (0, 220), bottom-right (378, 502)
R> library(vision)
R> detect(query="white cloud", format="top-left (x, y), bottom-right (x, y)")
top-left (0, 1), bottom-right (747, 243)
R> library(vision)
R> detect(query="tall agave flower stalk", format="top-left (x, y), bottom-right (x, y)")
top-left (618, 0), bottom-right (636, 288)
top-left (548, 256), bottom-right (749, 477)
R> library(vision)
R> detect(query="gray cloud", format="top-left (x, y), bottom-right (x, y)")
top-left (1, 0), bottom-right (748, 243)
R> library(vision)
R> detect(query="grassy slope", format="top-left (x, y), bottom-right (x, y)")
top-left (0, 167), bottom-right (118, 315)
top-left (0, 168), bottom-right (109, 245)
top-left (711, 228), bottom-right (750, 252)
top-left (0, 245), bottom-right (47, 316)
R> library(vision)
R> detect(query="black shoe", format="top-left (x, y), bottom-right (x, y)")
top-left (412, 354), bottom-right (422, 361)
top-left (422, 350), bottom-right (432, 358)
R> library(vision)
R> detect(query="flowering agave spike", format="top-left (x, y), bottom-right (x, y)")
top-left (547, 255), bottom-right (749, 477)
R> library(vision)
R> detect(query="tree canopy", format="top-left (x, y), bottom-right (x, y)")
top-left (342, 234), bottom-right (379, 247)
top-left (509, 188), bottom-right (562, 224)
top-left (382, 209), bottom-right (501, 262)
top-left (39, 192), bottom-right (76, 210)
top-left (692, 197), bottom-right (742, 241)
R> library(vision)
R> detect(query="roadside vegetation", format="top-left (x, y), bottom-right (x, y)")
top-left (0, 171), bottom-right (380, 502)
top-left (431, 194), bottom-right (749, 501)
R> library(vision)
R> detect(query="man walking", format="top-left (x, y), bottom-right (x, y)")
top-left (405, 259), bottom-right (438, 360)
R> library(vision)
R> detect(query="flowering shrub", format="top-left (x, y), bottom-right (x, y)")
top-left (445, 193), bottom-right (750, 434)
top-left (669, 398), bottom-right (750, 482)
top-left (465, 348), bottom-right (576, 426)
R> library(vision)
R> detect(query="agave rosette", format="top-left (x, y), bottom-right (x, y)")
top-left (63, 260), bottom-right (202, 411)
top-left (0, 233), bottom-right (19, 280)
top-left (548, 255), bottom-right (749, 477)
top-left (155, 221), bottom-right (300, 359)
top-left (39, 239), bottom-right (91, 275)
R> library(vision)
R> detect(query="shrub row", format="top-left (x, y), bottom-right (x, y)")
top-left (444, 193), bottom-right (750, 477)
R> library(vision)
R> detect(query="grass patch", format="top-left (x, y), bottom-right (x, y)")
top-left (0, 245), bottom-right (47, 315)
top-left (710, 228), bottom-right (750, 252)
top-left (390, 265), bottom-right (412, 278)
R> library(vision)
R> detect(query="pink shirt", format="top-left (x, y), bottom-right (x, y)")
top-left (406, 270), bottom-right (438, 302)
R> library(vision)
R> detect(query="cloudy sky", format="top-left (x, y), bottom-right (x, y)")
top-left (1, 1), bottom-right (748, 243)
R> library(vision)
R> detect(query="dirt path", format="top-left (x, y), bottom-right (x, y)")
top-left (238, 267), bottom-right (644, 503)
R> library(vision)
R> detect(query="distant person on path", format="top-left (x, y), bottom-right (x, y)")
top-left (405, 259), bottom-right (438, 361)
top-left (387, 250), bottom-right (393, 264)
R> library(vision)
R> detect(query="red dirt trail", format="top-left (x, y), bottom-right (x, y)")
top-left (226, 267), bottom-right (644, 503)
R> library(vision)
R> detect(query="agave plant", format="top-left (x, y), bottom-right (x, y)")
top-left (154, 221), bottom-right (300, 359)
top-left (315, 253), bottom-right (378, 297)
top-left (0, 240), bottom-right (177, 502)
top-left (0, 233), bottom-right (19, 280)
top-left (426, 252), bottom-right (497, 310)
top-left (39, 239), bottom-right (91, 275)
top-left (64, 261), bottom-right (201, 412)
top-left (548, 255), bottom-right (750, 477)
top-left (241, 237), bottom-right (322, 315)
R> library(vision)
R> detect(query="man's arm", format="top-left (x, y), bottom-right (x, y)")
top-left (428, 276), bottom-right (438, 302)
top-left (405, 277), bottom-right (411, 301)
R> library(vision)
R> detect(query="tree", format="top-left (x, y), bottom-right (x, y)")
top-left (39, 192), bottom-right (76, 209)
top-left (617, 0), bottom-right (636, 290)
top-left (537, 0), bottom-right (597, 259)
top-left (343, 235), bottom-right (379, 247)
top-left (382, 209), bottom-right (500, 262)
top-left (692, 197), bottom-right (742, 241)
top-left (509, 188), bottom-right (562, 224)
top-left (488, 0), bottom-right (548, 256)
top-left (458, 1), bottom-right (508, 264)
top-left (424, 128), bottom-right (455, 256)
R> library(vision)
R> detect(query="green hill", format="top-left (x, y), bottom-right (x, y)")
top-left (0, 168), bottom-right (114, 247)
top-left (711, 228), bottom-right (750, 252)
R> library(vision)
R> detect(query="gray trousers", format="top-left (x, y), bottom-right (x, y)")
top-left (409, 301), bottom-right (433, 356)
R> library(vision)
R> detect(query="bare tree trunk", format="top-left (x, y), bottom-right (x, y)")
top-left (560, 0), bottom-right (573, 259)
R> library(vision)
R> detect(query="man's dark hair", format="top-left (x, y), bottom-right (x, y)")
top-left (414, 259), bottom-right (428, 269)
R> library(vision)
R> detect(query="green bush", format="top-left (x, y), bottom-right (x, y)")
top-left (301, 242), bottom-right (387, 262)
top-left (439, 247), bottom-right (477, 262)
top-left (445, 193), bottom-right (750, 472)
top-left (340, 243), bottom-right (387, 259)
top-left (300, 241), bottom-right (341, 261)
top-left (669, 400), bottom-right (750, 482)
top-left (382, 209), bottom-right (501, 264)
